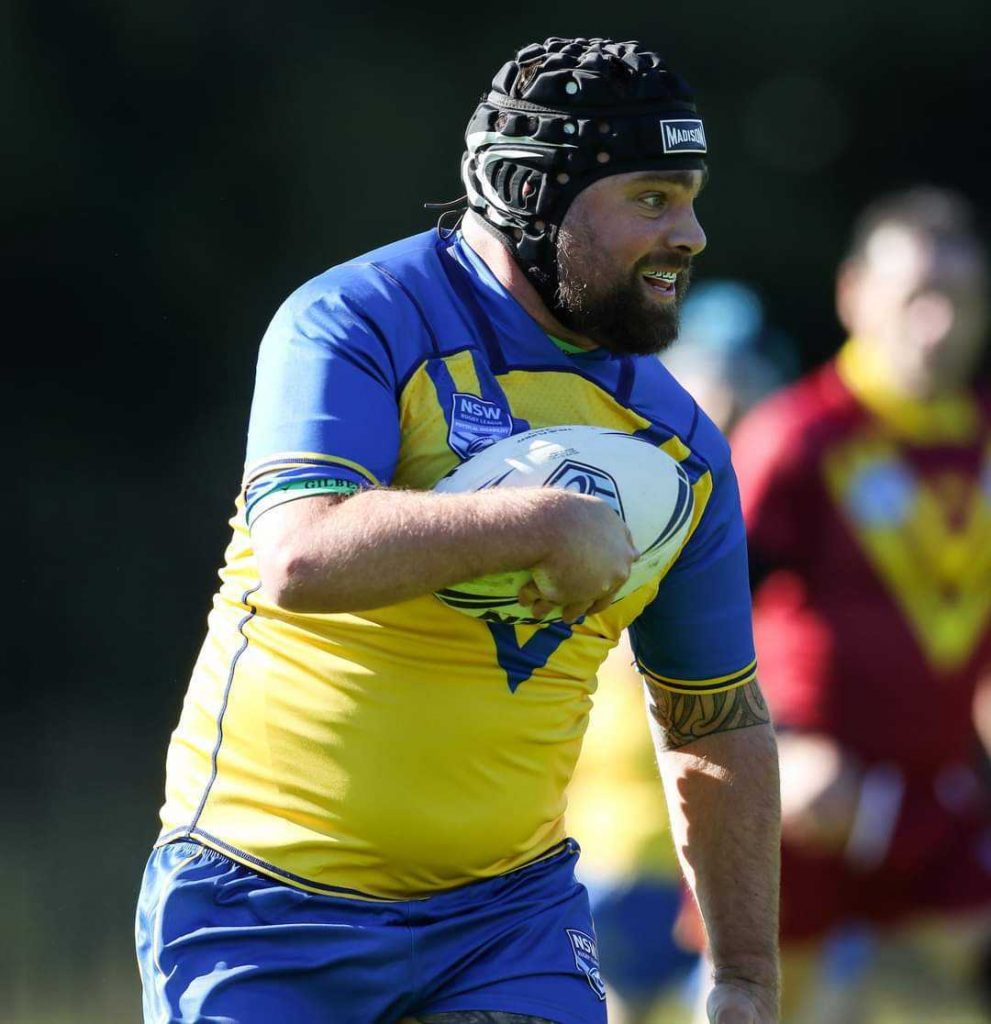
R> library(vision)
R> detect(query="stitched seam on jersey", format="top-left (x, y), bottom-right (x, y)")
top-left (189, 584), bottom-right (261, 832)
top-left (156, 826), bottom-right (202, 846)
top-left (162, 829), bottom-right (575, 903)
top-left (367, 262), bottom-right (442, 356)
top-left (685, 398), bottom-right (702, 446)
top-left (178, 827), bottom-right (417, 901)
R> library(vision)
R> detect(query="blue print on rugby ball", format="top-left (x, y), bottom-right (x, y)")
top-left (545, 460), bottom-right (625, 519)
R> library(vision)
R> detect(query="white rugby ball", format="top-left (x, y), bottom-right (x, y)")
top-left (432, 425), bottom-right (694, 623)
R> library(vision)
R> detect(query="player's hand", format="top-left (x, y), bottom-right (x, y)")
top-left (707, 980), bottom-right (778, 1023)
top-left (518, 491), bottom-right (637, 622)
top-left (778, 733), bottom-right (862, 853)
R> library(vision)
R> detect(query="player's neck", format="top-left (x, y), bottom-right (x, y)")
top-left (461, 211), bottom-right (598, 351)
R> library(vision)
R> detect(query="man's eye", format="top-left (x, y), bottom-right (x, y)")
top-left (639, 193), bottom-right (667, 209)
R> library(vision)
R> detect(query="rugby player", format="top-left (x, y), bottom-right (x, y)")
top-left (730, 186), bottom-right (991, 1020)
top-left (136, 38), bottom-right (780, 1024)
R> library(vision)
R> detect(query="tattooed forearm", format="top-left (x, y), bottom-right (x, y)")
top-left (647, 678), bottom-right (770, 750)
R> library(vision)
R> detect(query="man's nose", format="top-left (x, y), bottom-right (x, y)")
top-left (666, 207), bottom-right (707, 258)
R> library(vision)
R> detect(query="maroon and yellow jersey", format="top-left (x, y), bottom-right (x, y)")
top-left (732, 337), bottom-right (991, 772)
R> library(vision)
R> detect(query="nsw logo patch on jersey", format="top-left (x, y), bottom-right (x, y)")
top-left (448, 393), bottom-right (513, 459)
top-left (565, 928), bottom-right (607, 1000)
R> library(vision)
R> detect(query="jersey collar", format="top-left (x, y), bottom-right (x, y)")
top-left (453, 232), bottom-right (612, 362)
top-left (837, 336), bottom-right (981, 445)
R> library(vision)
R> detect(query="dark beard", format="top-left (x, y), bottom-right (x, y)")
top-left (554, 250), bottom-right (692, 356)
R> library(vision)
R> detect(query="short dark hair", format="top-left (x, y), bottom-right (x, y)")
top-left (845, 186), bottom-right (982, 263)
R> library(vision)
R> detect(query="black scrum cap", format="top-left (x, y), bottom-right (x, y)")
top-left (462, 37), bottom-right (707, 306)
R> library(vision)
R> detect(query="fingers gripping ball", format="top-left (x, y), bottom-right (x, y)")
top-left (432, 425), bottom-right (694, 623)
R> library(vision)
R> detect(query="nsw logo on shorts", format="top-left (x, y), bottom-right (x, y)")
top-left (448, 393), bottom-right (513, 460)
top-left (566, 928), bottom-right (607, 1001)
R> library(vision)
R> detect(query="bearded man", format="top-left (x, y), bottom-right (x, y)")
top-left (136, 37), bottom-right (780, 1024)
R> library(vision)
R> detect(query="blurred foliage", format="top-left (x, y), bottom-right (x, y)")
top-left (3, 0), bottom-right (990, 1018)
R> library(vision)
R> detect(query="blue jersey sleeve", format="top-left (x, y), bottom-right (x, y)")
top-left (629, 440), bottom-right (756, 694)
top-left (243, 279), bottom-right (401, 526)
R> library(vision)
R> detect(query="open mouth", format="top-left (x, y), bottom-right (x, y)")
top-left (642, 269), bottom-right (678, 296)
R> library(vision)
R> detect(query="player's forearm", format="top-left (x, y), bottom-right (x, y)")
top-left (252, 487), bottom-right (570, 613)
top-left (650, 684), bottom-right (780, 1014)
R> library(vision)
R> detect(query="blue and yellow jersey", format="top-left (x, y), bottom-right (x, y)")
top-left (157, 229), bottom-right (756, 900)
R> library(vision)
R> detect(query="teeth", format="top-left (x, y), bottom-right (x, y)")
top-left (644, 270), bottom-right (677, 282)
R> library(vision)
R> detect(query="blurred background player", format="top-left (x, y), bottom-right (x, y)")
top-left (729, 186), bottom-right (991, 1022)
top-left (568, 281), bottom-right (796, 1023)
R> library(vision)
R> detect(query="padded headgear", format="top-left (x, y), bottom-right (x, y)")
top-left (462, 37), bottom-right (707, 307)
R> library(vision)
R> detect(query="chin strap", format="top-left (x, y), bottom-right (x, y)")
top-left (424, 196), bottom-right (469, 240)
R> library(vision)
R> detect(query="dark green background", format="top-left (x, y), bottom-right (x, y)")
top-left (5, 1), bottom-right (989, 1018)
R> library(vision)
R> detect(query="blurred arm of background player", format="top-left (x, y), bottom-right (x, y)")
top-left (972, 674), bottom-right (991, 762)
top-left (250, 486), bottom-right (636, 621)
top-left (669, 282), bottom-right (861, 854)
top-left (776, 733), bottom-right (863, 852)
top-left (731, 395), bottom-right (866, 856)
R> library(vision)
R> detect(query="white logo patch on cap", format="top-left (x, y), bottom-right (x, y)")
top-left (660, 118), bottom-right (707, 154)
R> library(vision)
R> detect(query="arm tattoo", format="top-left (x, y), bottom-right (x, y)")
top-left (647, 678), bottom-right (770, 750)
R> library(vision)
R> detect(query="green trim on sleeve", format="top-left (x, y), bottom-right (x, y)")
top-left (275, 478), bottom-right (363, 496)
top-left (247, 477), bottom-right (362, 528)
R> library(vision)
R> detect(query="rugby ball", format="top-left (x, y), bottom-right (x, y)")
top-left (432, 425), bottom-right (694, 623)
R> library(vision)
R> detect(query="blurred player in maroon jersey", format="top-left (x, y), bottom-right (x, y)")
top-left (731, 186), bottom-right (991, 1021)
